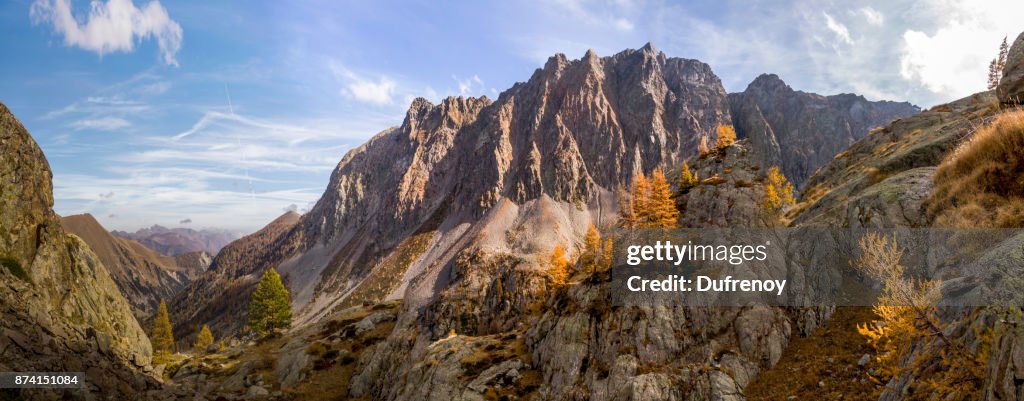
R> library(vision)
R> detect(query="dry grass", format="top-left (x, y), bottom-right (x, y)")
top-left (745, 307), bottom-right (881, 401)
top-left (927, 110), bottom-right (1024, 227)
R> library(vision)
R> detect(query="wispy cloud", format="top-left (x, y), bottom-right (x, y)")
top-left (454, 75), bottom-right (484, 96)
top-left (29, 0), bottom-right (184, 66)
top-left (70, 116), bottom-right (131, 131)
top-left (859, 7), bottom-right (884, 26)
top-left (823, 12), bottom-right (852, 45)
top-left (330, 63), bottom-right (397, 105)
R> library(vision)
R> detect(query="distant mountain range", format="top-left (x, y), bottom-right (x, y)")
top-left (62, 214), bottom-right (210, 319)
top-left (112, 225), bottom-right (240, 256)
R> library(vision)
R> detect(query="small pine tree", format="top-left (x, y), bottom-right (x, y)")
top-left (151, 300), bottom-right (175, 364)
top-left (581, 224), bottom-right (601, 273)
top-left (760, 166), bottom-right (795, 222)
top-left (989, 37), bottom-right (1010, 90)
top-left (548, 244), bottom-right (570, 285)
top-left (678, 161), bottom-right (698, 194)
top-left (644, 168), bottom-right (679, 228)
top-left (999, 36), bottom-right (1009, 71)
top-left (716, 124), bottom-right (737, 150)
top-left (249, 268), bottom-right (292, 336)
top-left (988, 58), bottom-right (1001, 90)
top-left (194, 325), bottom-right (214, 354)
top-left (617, 184), bottom-right (636, 228)
top-left (600, 237), bottom-right (614, 270)
top-left (631, 174), bottom-right (651, 225)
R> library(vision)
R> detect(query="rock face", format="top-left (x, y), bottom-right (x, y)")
top-left (61, 213), bottom-right (195, 318)
top-left (173, 250), bottom-right (212, 279)
top-left (998, 32), bottom-right (1024, 104)
top-left (792, 91), bottom-right (998, 228)
top-left (728, 74), bottom-right (919, 188)
top-left (788, 90), bottom-right (1024, 400)
top-left (169, 211), bottom-right (300, 341)
top-left (166, 45), bottom-right (919, 401)
top-left (113, 225), bottom-right (239, 256)
top-left (0, 102), bottom-right (157, 398)
top-left (174, 43), bottom-right (734, 334)
top-left (676, 142), bottom-right (770, 227)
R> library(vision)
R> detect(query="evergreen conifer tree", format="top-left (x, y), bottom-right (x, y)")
top-left (151, 299), bottom-right (175, 363)
top-left (249, 268), bottom-right (292, 336)
top-left (194, 325), bottom-right (214, 354)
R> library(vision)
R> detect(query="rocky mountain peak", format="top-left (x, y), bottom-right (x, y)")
top-left (729, 74), bottom-right (920, 188)
top-left (746, 73), bottom-right (792, 94)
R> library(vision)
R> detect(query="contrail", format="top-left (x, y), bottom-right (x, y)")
top-left (225, 85), bottom-right (255, 199)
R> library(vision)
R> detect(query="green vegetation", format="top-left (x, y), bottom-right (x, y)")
top-left (249, 268), bottom-right (292, 336)
top-left (678, 161), bottom-right (699, 194)
top-left (193, 325), bottom-right (214, 354)
top-left (0, 256), bottom-right (30, 283)
top-left (152, 300), bottom-right (176, 364)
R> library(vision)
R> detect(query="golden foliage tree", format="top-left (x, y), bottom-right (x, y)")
top-left (600, 237), bottom-right (614, 270)
top-left (853, 233), bottom-right (989, 399)
top-left (678, 161), bottom-right (698, 194)
top-left (580, 224), bottom-right (614, 274)
top-left (619, 169), bottom-right (680, 228)
top-left (616, 184), bottom-right (636, 228)
top-left (249, 268), bottom-right (292, 336)
top-left (151, 299), bottom-right (175, 364)
top-left (645, 169), bottom-right (679, 228)
top-left (631, 174), bottom-right (650, 224)
top-left (581, 224), bottom-right (601, 273)
top-left (716, 124), bottom-right (737, 150)
top-left (760, 166), bottom-right (795, 222)
top-left (194, 324), bottom-right (214, 354)
top-left (548, 244), bottom-right (571, 285)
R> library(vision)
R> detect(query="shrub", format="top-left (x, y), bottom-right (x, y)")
top-left (928, 110), bottom-right (1024, 227)
top-left (716, 124), bottom-right (737, 149)
top-left (0, 257), bottom-right (30, 283)
top-left (306, 342), bottom-right (328, 357)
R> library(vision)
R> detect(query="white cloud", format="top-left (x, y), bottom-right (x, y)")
top-left (859, 7), bottom-right (884, 26)
top-left (614, 18), bottom-right (634, 32)
top-left (454, 75), bottom-right (484, 96)
top-left (30, 0), bottom-right (183, 66)
top-left (330, 63), bottom-right (396, 105)
top-left (823, 12), bottom-right (853, 45)
top-left (70, 116), bottom-right (131, 131)
top-left (898, 2), bottom-right (1023, 100)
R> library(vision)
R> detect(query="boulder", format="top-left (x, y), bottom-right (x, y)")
top-left (998, 32), bottom-right (1024, 104)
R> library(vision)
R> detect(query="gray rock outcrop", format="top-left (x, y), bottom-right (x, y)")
top-left (998, 32), bottom-right (1024, 104)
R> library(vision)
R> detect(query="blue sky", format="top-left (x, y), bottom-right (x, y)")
top-left (1, 0), bottom-right (1021, 232)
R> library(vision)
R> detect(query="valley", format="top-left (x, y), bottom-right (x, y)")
top-left (2, 22), bottom-right (1023, 401)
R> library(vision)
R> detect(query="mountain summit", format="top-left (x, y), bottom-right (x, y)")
top-left (729, 73), bottom-right (920, 188)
